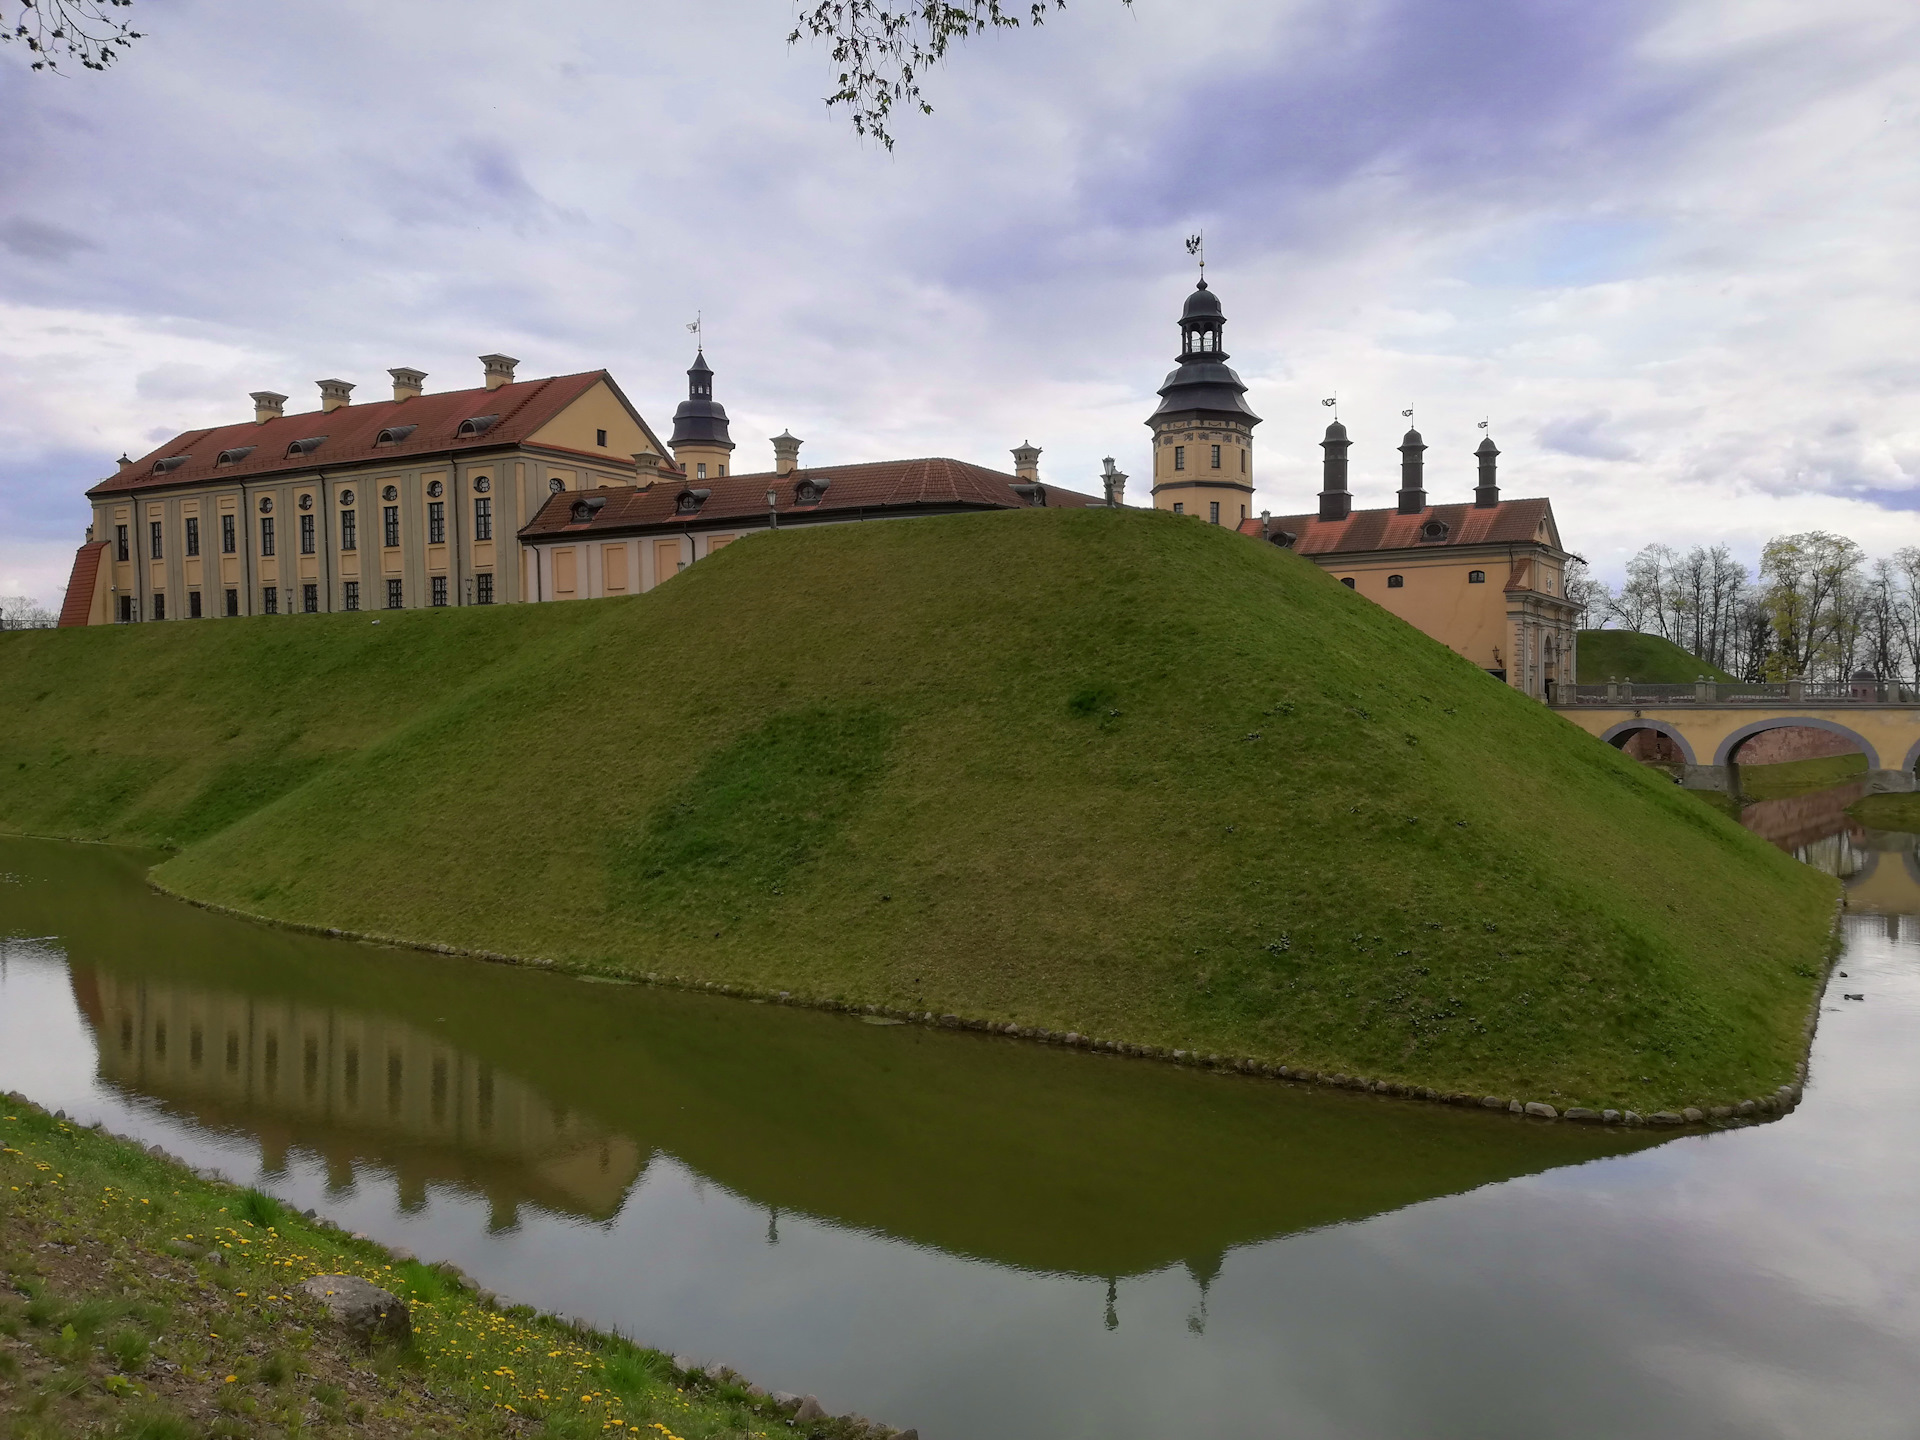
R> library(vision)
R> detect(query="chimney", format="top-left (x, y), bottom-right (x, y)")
top-left (772, 430), bottom-right (802, 476)
top-left (480, 354), bottom-right (519, 390)
top-left (389, 367), bottom-right (427, 402)
top-left (1100, 456), bottom-right (1128, 507)
top-left (632, 448), bottom-right (664, 484)
top-left (316, 379), bottom-right (354, 413)
top-left (1474, 436), bottom-right (1501, 507)
top-left (116, 453), bottom-right (132, 471)
top-left (1011, 441), bottom-right (1041, 482)
top-left (1396, 427), bottom-right (1427, 515)
top-left (1318, 420), bottom-right (1351, 522)
top-left (251, 391), bottom-right (288, 424)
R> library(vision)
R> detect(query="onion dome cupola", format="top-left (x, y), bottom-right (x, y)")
top-left (1474, 435), bottom-right (1501, 508)
top-left (1396, 427), bottom-right (1427, 515)
top-left (1146, 277), bottom-right (1262, 525)
top-left (1318, 419), bottom-right (1352, 522)
top-left (668, 349), bottom-right (735, 481)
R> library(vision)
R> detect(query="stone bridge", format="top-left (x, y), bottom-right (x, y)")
top-left (1553, 679), bottom-right (1920, 792)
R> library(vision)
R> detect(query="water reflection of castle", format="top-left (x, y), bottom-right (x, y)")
top-left (72, 968), bottom-right (641, 1229)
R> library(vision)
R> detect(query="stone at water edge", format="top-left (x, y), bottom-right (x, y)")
top-left (299, 1275), bottom-right (412, 1345)
top-left (1524, 1102), bottom-right (1558, 1119)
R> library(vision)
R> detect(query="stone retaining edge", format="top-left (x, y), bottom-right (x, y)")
top-left (144, 878), bottom-right (1846, 1131)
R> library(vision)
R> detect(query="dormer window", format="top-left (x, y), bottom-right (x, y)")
top-left (676, 488), bottom-right (710, 514)
top-left (795, 482), bottom-right (819, 505)
top-left (285, 437), bottom-right (327, 458)
top-left (150, 455), bottom-right (191, 475)
top-left (569, 495), bottom-right (608, 524)
top-left (1420, 519), bottom-right (1450, 542)
top-left (374, 425), bottom-right (417, 446)
top-left (571, 501), bottom-right (592, 523)
top-left (213, 447), bottom-right (253, 467)
top-left (456, 415), bottom-right (499, 438)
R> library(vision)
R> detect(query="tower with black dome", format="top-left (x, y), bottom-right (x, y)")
top-left (1146, 276), bottom-right (1261, 524)
top-left (668, 349), bottom-right (734, 481)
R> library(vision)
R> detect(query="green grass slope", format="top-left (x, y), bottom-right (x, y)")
top-left (0, 509), bottom-right (1835, 1110)
top-left (1579, 629), bottom-right (1734, 683)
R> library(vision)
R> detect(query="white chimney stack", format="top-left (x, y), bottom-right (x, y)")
top-left (251, 391), bottom-right (287, 424)
top-left (389, 367), bottom-right (426, 402)
top-left (772, 430), bottom-right (802, 476)
top-left (480, 354), bottom-right (519, 390)
top-left (316, 379), bottom-right (354, 413)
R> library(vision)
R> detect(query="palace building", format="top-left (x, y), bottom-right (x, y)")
top-left (60, 276), bottom-right (1576, 701)
top-left (59, 352), bottom-right (1100, 626)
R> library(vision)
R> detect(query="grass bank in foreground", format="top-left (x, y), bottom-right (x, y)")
top-left (0, 508), bottom-right (1837, 1112)
top-left (0, 1095), bottom-right (889, 1440)
top-left (1577, 630), bottom-right (1733, 684)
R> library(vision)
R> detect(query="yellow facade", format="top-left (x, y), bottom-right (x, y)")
top-left (1150, 419), bottom-right (1255, 526)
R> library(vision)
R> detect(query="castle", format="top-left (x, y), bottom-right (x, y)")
top-left (57, 278), bottom-right (1577, 697)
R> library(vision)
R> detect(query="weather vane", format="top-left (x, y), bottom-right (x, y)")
top-left (1185, 232), bottom-right (1205, 280)
top-left (1402, 408), bottom-right (1415, 421)
top-left (1322, 394), bottom-right (1339, 419)
top-left (1477, 417), bottom-right (1490, 430)
top-left (686, 312), bottom-right (703, 348)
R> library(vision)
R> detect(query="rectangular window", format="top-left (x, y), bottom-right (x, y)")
top-left (300, 513), bottom-right (315, 554)
top-left (344, 580), bottom-right (360, 611)
top-left (1240, 449), bottom-right (1248, 473)
top-left (476, 572), bottom-right (493, 605)
top-left (119, 595), bottom-right (133, 623)
top-left (428, 501), bottom-right (445, 544)
top-left (595, 428), bottom-right (608, 447)
top-left (151, 592), bottom-right (165, 621)
top-left (222, 514), bottom-right (236, 554)
top-left (1173, 446), bottom-right (1185, 472)
top-left (189, 590), bottom-right (203, 618)
top-left (115, 524), bottom-right (129, 562)
top-left (474, 497), bottom-right (492, 541)
top-left (431, 575), bottom-right (448, 607)
top-left (386, 579), bottom-right (403, 610)
top-left (1172, 502), bottom-right (1184, 515)
top-left (340, 508), bottom-right (357, 551)
top-left (185, 516), bottom-right (200, 556)
top-left (697, 462), bottom-right (708, 479)
top-left (1211, 444), bottom-right (1221, 470)
top-left (150, 520), bottom-right (163, 560)
top-left (383, 505), bottom-right (400, 548)
top-left (1209, 501), bottom-right (1220, 524)
top-left (224, 588), bottom-right (238, 617)
top-left (259, 516), bottom-right (275, 557)
top-left (303, 583), bottom-right (318, 613)
top-left (262, 585), bottom-right (278, 615)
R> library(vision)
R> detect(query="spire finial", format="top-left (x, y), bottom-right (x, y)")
top-left (685, 311), bottom-right (702, 352)
top-left (1322, 394), bottom-right (1338, 420)
top-left (1184, 231), bottom-right (1205, 284)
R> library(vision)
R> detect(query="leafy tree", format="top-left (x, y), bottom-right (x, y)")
top-left (1, 0), bottom-right (139, 72)
top-left (1758, 531), bottom-right (1864, 680)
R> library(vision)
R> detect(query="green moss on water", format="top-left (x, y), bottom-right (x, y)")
top-left (0, 508), bottom-right (1835, 1105)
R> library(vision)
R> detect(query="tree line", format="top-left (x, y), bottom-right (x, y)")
top-left (1576, 532), bottom-right (1920, 683)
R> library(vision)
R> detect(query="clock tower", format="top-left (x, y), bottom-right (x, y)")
top-left (1146, 277), bottom-right (1261, 525)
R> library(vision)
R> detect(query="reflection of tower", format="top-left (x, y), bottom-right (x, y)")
top-left (1184, 1252), bottom-right (1221, 1335)
top-left (1104, 1277), bottom-right (1119, 1332)
top-left (767, 1205), bottom-right (779, 1246)
top-left (1147, 276), bottom-right (1261, 526)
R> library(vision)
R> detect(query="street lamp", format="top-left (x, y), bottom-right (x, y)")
top-left (767, 488), bottom-right (779, 530)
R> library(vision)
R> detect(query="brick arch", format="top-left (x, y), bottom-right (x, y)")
top-left (1899, 736), bottom-right (1920, 776)
top-left (1599, 719), bottom-right (1698, 766)
top-left (1714, 718), bottom-right (1879, 769)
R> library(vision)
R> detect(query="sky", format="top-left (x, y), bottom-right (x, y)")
top-left (2, 0), bottom-right (1918, 607)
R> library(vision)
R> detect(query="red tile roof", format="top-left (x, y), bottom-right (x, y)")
top-left (518, 457), bottom-right (1103, 538)
top-left (57, 541), bottom-right (109, 627)
top-left (1238, 498), bottom-right (1557, 555)
top-left (85, 371), bottom-right (640, 498)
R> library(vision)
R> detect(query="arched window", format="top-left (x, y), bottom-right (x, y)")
top-left (1387, 574), bottom-right (1404, 588)
top-left (1341, 577), bottom-right (1356, 588)
top-left (1468, 570), bottom-right (1486, 584)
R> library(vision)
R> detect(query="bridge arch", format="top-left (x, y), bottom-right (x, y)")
top-left (1714, 717), bottom-right (1880, 769)
top-left (1598, 719), bottom-right (1698, 765)
top-left (1899, 736), bottom-right (1920, 776)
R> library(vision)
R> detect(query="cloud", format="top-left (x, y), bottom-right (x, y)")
top-left (0, 217), bottom-right (95, 262)
top-left (1538, 412), bottom-right (1637, 462)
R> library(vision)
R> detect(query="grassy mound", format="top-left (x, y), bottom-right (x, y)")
top-left (0, 508), bottom-right (1835, 1109)
top-left (1579, 630), bottom-right (1733, 683)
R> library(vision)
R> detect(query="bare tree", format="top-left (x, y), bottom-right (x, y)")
top-left (1562, 556), bottom-right (1609, 629)
top-left (792, 0), bottom-right (1118, 148)
top-left (0, 596), bottom-right (57, 629)
top-left (2, 0), bottom-right (139, 72)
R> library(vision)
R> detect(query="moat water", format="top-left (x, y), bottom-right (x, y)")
top-left (3, 790), bottom-right (1919, 1439)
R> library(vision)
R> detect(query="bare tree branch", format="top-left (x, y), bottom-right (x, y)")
top-left (2, 0), bottom-right (140, 73)
top-left (791, 0), bottom-right (1116, 149)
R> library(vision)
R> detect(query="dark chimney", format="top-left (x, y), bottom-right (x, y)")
top-left (1397, 427), bottom-right (1427, 515)
top-left (1318, 420), bottom-right (1352, 521)
top-left (1474, 436), bottom-right (1500, 507)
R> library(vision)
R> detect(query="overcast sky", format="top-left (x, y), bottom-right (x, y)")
top-left (3, 0), bottom-right (1917, 605)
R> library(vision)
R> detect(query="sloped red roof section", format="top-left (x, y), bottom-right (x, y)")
top-left (518, 457), bottom-right (1103, 538)
top-left (1238, 498), bottom-right (1555, 555)
top-left (57, 541), bottom-right (109, 627)
top-left (86, 371), bottom-right (614, 499)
